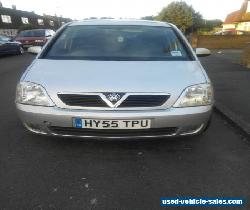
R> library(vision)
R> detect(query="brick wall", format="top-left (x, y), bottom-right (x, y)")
top-left (192, 35), bottom-right (250, 49)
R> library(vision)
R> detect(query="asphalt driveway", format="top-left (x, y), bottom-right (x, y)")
top-left (0, 54), bottom-right (250, 210)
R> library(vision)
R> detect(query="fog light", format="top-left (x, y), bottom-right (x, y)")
top-left (24, 123), bottom-right (47, 134)
top-left (180, 124), bottom-right (204, 136)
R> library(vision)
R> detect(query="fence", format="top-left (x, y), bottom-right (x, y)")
top-left (191, 35), bottom-right (250, 49)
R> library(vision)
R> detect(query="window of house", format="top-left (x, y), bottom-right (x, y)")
top-left (38, 19), bottom-right (44, 25)
top-left (21, 17), bottom-right (29, 24)
top-left (49, 20), bottom-right (54, 26)
top-left (1, 15), bottom-right (11, 23)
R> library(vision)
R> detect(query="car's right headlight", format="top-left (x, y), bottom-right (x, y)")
top-left (16, 81), bottom-right (54, 106)
top-left (173, 83), bottom-right (213, 107)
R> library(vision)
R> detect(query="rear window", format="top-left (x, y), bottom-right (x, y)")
top-left (42, 25), bottom-right (193, 61)
top-left (18, 30), bottom-right (45, 37)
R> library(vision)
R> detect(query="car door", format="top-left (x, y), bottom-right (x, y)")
top-left (0, 40), bottom-right (7, 53)
top-left (0, 36), bottom-right (11, 53)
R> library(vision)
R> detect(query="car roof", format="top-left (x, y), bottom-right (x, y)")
top-left (21, 29), bottom-right (53, 32)
top-left (69, 19), bottom-right (171, 27)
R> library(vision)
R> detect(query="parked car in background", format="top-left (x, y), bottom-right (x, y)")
top-left (0, 35), bottom-right (24, 55)
top-left (213, 30), bottom-right (233, 35)
top-left (213, 29), bottom-right (250, 35)
top-left (15, 29), bottom-right (55, 48)
top-left (16, 20), bottom-right (213, 139)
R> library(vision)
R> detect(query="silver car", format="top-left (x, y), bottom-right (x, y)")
top-left (16, 20), bottom-right (214, 139)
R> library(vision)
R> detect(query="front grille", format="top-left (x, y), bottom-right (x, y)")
top-left (49, 126), bottom-right (178, 138)
top-left (119, 95), bottom-right (169, 107)
top-left (58, 94), bottom-right (107, 107)
top-left (58, 93), bottom-right (170, 108)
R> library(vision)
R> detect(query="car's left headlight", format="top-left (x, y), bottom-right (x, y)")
top-left (173, 83), bottom-right (213, 107)
top-left (16, 82), bottom-right (54, 106)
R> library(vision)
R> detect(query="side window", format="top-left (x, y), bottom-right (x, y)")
top-left (21, 17), bottom-right (29, 24)
top-left (49, 21), bottom-right (54, 27)
top-left (37, 19), bottom-right (44, 26)
top-left (1, 15), bottom-right (12, 23)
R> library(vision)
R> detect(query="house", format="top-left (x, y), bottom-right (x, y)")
top-left (0, 4), bottom-right (71, 37)
top-left (223, 0), bottom-right (250, 33)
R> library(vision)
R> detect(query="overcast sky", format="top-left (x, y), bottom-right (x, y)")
top-left (1, 0), bottom-right (244, 21)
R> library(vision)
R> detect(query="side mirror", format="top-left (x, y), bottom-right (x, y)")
top-left (27, 46), bottom-right (42, 54)
top-left (195, 48), bottom-right (211, 57)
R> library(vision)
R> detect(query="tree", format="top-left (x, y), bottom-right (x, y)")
top-left (204, 19), bottom-right (223, 30)
top-left (192, 11), bottom-right (203, 30)
top-left (156, 1), bottom-right (198, 33)
top-left (196, 19), bottom-right (223, 34)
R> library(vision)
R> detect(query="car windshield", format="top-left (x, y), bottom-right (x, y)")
top-left (18, 30), bottom-right (45, 37)
top-left (43, 25), bottom-right (192, 61)
top-left (0, 35), bottom-right (10, 41)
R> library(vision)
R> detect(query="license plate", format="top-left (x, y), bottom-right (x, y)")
top-left (73, 118), bottom-right (151, 129)
top-left (23, 44), bottom-right (32, 48)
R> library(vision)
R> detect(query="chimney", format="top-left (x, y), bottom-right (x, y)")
top-left (0, 1), bottom-right (3, 7)
top-left (12, 5), bottom-right (16, 10)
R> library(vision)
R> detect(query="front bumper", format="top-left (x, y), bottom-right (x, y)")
top-left (16, 104), bottom-right (213, 139)
top-left (21, 42), bottom-right (45, 48)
